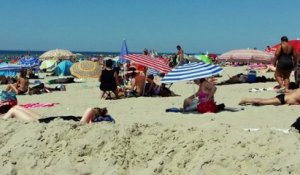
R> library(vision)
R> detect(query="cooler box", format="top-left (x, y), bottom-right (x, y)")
top-left (247, 70), bottom-right (257, 83)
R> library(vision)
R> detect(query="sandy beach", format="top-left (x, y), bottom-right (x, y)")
top-left (0, 66), bottom-right (300, 175)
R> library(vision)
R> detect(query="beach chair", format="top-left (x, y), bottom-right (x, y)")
top-left (102, 90), bottom-right (113, 100)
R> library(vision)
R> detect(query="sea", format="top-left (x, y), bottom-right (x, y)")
top-left (0, 50), bottom-right (120, 59)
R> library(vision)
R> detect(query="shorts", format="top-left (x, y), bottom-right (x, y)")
top-left (184, 98), bottom-right (198, 112)
top-left (276, 94), bottom-right (285, 105)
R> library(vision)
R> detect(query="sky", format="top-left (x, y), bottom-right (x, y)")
top-left (1, 0), bottom-right (300, 54)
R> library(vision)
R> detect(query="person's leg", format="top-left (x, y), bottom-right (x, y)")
top-left (100, 91), bottom-right (106, 99)
top-left (282, 70), bottom-right (292, 90)
top-left (274, 70), bottom-right (284, 88)
top-left (2, 106), bottom-right (40, 121)
top-left (6, 84), bottom-right (17, 93)
top-left (80, 108), bottom-right (95, 124)
top-left (183, 97), bottom-right (196, 109)
top-left (239, 97), bottom-right (281, 106)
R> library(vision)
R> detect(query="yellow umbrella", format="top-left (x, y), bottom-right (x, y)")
top-left (70, 60), bottom-right (102, 78)
top-left (39, 60), bottom-right (57, 72)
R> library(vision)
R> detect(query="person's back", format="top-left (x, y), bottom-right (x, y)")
top-left (101, 69), bottom-right (115, 84)
top-left (18, 77), bottom-right (29, 92)
top-left (133, 74), bottom-right (145, 96)
top-left (280, 42), bottom-right (294, 56)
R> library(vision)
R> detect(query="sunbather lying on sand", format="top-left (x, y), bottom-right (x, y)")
top-left (1, 105), bottom-right (115, 124)
top-left (239, 88), bottom-right (300, 106)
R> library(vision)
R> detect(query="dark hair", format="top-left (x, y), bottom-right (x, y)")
top-left (281, 36), bottom-right (288, 42)
top-left (147, 74), bottom-right (154, 80)
top-left (199, 78), bottom-right (206, 83)
top-left (105, 59), bottom-right (113, 68)
top-left (20, 69), bottom-right (27, 78)
top-left (176, 45), bottom-right (181, 49)
top-left (93, 107), bottom-right (107, 117)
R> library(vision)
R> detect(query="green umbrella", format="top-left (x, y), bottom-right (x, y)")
top-left (194, 55), bottom-right (212, 64)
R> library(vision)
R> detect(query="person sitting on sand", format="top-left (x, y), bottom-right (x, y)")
top-left (99, 59), bottom-right (119, 99)
top-left (239, 88), bottom-right (300, 106)
top-left (126, 67), bottom-right (145, 96)
top-left (144, 74), bottom-right (161, 96)
top-left (1, 105), bottom-right (115, 124)
top-left (6, 69), bottom-right (29, 95)
top-left (183, 78), bottom-right (217, 112)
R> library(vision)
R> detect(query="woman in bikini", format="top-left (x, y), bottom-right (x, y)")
top-left (6, 69), bottom-right (29, 95)
top-left (239, 88), bottom-right (300, 106)
top-left (274, 36), bottom-right (297, 90)
top-left (1, 105), bottom-right (115, 124)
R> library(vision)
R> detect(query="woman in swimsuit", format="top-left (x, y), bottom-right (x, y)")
top-left (1, 105), bottom-right (115, 123)
top-left (183, 78), bottom-right (217, 112)
top-left (6, 69), bottom-right (29, 95)
top-left (274, 36), bottom-right (297, 90)
top-left (239, 88), bottom-right (300, 106)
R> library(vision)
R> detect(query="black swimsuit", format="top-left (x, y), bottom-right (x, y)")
top-left (276, 45), bottom-right (294, 71)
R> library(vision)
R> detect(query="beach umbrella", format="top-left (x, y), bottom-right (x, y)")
top-left (124, 54), bottom-right (171, 73)
top-left (217, 49), bottom-right (273, 63)
top-left (0, 63), bottom-right (23, 77)
top-left (19, 56), bottom-right (41, 69)
top-left (40, 60), bottom-right (57, 72)
top-left (70, 60), bottom-right (102, 78)
top-left (55, 60), bottom-right (73, 76)
top-left (119, 40), bottom-right (129, 64)
top-left (161, 62), bottom-right (223, 83)
top-left (39, 49), bottom-right (76, 60)
top-left (193, 55), bottom-right (213, 64)
top-left (268, 39), bottom-right (300, 54)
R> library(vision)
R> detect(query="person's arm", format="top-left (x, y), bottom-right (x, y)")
top-left (274, 45), bottom-right (281, 66)
top-left (114, 72), bottom-right (119, 86)
top-left (99, 70), bottom-right (103, 82)
top-left (204, 81), bottom-right (217, 100)
top-left (293, 47), bottom-right (298, 68)
top-left (130, 78), bottom-right (136, 91)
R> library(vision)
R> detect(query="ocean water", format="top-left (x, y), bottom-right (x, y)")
top-left (0, 50), bottom-right (120, 58)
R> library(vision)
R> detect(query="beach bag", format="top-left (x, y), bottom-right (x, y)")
top-left (197, 100), bottom-right (218, 113)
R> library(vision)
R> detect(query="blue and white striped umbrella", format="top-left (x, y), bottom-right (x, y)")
top-left (161, 62), bottom-right (223, 83)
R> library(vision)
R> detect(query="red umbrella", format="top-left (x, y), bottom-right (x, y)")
top-left (124, 54), bottom-right (171, 73)
top-left (268, 40), bottom-right (300, 54)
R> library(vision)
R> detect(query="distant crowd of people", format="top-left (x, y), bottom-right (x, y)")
top-left (1, 36), bottom-right (300, 124)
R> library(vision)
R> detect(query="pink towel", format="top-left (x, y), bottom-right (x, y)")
top-left (20, 103), bottom-right (59, 109)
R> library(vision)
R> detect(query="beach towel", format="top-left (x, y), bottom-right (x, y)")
top-left (249, 87), bottom-right (276, 92)
top-left (20, 103), bottom-right (59, 109)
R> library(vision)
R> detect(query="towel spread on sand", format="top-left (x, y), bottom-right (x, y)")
top-left (20, 103), bottom-right (60, 109)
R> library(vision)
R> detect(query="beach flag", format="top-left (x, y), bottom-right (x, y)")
top-left (124, 54), bottom-right (171, 73)
top-left (119, 40), bottom-right (129, 64)
top-left (161, 62), bottom-right (223, 83)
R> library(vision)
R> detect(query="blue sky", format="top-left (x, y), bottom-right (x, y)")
top-left (1, 0), bottom-right (300, 54)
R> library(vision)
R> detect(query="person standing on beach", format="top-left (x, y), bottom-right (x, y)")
top-left (176, 45), bottom-right (185, 66)
top-left (274, 36), bottom-right (297, 90)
